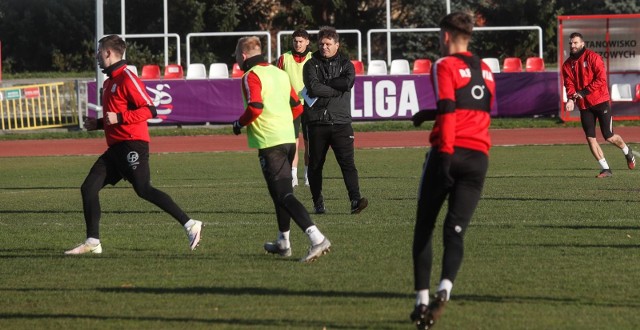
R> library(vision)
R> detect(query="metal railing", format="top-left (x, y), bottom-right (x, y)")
top-left (0, 82), bottom-right (79, 130)
top-left (367, 26), bottom-right (544, 65)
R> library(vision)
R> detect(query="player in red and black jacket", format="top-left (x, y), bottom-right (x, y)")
top-left (410, 12), bottom-right (495, 329)
top-left (561, 32), bottom-right (635, 178)
top-left (65, 35), bottom-right (202, 255)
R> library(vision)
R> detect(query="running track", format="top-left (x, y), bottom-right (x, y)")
top-left (2, 127), bottom-right (640, 157)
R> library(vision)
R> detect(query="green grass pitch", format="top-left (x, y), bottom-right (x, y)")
top-left (1, 144), bottom-right (639, 329)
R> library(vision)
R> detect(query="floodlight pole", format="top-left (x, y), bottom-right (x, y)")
top-left (163, 0), bottom-right (168, 66)
top-left (96, 0), bottom-right (104, 108)
top-left (386, 0), bottom-right (391, 65)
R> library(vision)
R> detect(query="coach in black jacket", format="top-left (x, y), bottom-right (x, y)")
top-left (302, 26), bottom-right (368, 215)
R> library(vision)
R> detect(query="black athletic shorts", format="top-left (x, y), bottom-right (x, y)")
top-left (258, 143), bottom-right (295, 182)
top-left (580, 101), bottom-right (614, 139)
top-left (93, 140), bottom-right (150, 186)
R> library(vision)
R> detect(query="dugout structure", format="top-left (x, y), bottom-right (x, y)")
top-left (558, 14), bottom-right (640, 122)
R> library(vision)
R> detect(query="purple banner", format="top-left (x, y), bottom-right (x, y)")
top-left (87, 72), bottom-right (560, 124)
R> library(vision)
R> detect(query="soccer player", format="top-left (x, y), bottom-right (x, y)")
top-left (231, 36), bottom-right (331, 263)
top-left (410, 12), bottom-right (495, 329)
top-left (276, 28), bottom-right (313, 187)
top-left (302, 26), bottom-right (368, 215)
top-left (65, 35), bottom-right (202, 255)
top-left (562, 32), bottom-right (635, 178)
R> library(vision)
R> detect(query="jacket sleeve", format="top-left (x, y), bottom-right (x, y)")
top-left (327, 60), bottom-right (356, 92)
top-left (119, 75), bottom-right (156, 124)
top-left (302, 60), bottom-right (341, 98)
top-left (290, 86), bottom-right (303, 120)
top-left (237, 71), bottom-right (264, 126)
top-left (433, 59), bottom-right (456, 155)
top-left (561, 62), bottom-right (577, 98)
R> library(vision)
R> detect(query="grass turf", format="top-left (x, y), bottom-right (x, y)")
top-left (1, 145), bottom-right (639, 329)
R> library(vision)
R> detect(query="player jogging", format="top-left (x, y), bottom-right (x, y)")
top-left (562, 32), bottom-right (635, 178)
top-left (65, 35), bottom-right (202, 255)
top-left (410, 12), bottom-right (495, 329)
top-left (231, 36), bottom-right (331, 263)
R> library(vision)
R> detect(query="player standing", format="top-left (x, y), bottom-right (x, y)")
top-left (562, 32), bottom-right (635, 178)
top-left (410, 12), bottom-right (495, 329)
top-left (276, 28), bottom-right (313, 187)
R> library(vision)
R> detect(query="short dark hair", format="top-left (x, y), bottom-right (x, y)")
top-left (318, 26), bottom-right (339, 43)
top-left (569, 32), bottom-right (584, 40)
top-left (292, 28), bottom-right (309, 40)
top-left (439, 11), bottom-right (474, 40)
top-left (98, 35), bottom-right (126, 56)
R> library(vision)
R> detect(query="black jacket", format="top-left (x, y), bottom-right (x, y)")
top-left (302, 51), bottom-right (355, 125)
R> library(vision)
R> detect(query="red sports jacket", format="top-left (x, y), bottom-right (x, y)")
top-left (430, 52), bottom-right (495, 155)
top-left (101, 61), bottom-right (156, 146)
top-left (561, 48), bottom-right (610, 109)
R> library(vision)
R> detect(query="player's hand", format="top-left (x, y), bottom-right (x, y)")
top-left (565, 99), bottom-right (575, 112)
top-left (438, 152), bottom-right (454, 189)
top-left (232, 120), bottom-right (243, 135)
top-left (83, 117), bottom-right (98, 130)
top-left (411, 109), bottom-right (436, 127)
top-left (105, 112), bottom-right (119, 125)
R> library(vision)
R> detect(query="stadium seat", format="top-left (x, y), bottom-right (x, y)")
top-left (126, 65), bottom-right (138, 76)
top-left (412, 59), bottom-right (432, 74)
top-left (502, 57), bottom-right (522, 72)
top-left (611, 83), bottom-right (633, 102)
top-left (389, 59), bottom-right (411, 75)
top-left (351, 60), bottom-right (364, 75)
top-left (208, 63), bottom-right (230, 79)
top-left (482, 58), bottom-right (501, 73)
top-left (164, 64), bottom-right (184, 79)
top-left (231, 63), bottom-right (245, 78)
top-left (367, 60), bottom-right (388, 75)
top-left (636, 83), bottom-right (640, 102)
top-left (140, 64), bottom-right (161, 79)
top-left (186, 63), bottom-right (207, 79)
top-left (525, 57), bottom-right (545, 72)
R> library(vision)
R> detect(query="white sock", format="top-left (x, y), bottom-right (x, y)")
top-left (278, 231), bottom-right (291, 248)
top-left (305, 225), bottom-right (325, 245)
top-left (304, 165), bottom-right (309, 178)
top-left (292, 167), bottom-right (298, 177)
top-left (183, 219), bottom-right (196, 229)
top-left (416, 289), bottom-right (430, 306)
top-left (622, 145), bottom-right (629, 155)
top-left (86, 237), bottom-right (100, 245)
top-left (598, 158), bottom-right (609, 170)
top-left (438, 279), bottom-right (453, 301)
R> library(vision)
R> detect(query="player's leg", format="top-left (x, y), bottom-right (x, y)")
top-left (67, 153), bottom-right (115, 254)
top-left (80, 154), bottom-right (113, 240)
top-left (413, 150), bottom-right (450, 297)
top-left (260, 144), bottom-right (330, 261)
top-left (302, 120), bottom-right (310, 186)
top-left (581, 108), bottom-right (611, 177)
top-left (439, 148), bottom-right (488, 296)
top-left (291, 117), bottom-right (302, 187)
top-left (329, 123), bottom-right (367, 214)
top-left (307, 125), bottom-right (331, 213)
top-left (122, 141), bottom-right (201, 250)
top-left (597, 102), bottom-right (635, 169)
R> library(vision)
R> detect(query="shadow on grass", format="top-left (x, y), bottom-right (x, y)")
top-left (0, 312), bottom-right (398, 329)
top-left (456, 293), bottom-right (640, 308)
top-left (528, 224), bottom-right (640, 230)
top-left (482, 196), bottom-right (639, 203)
top-left (96, 285), bottom-right (411, 300)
